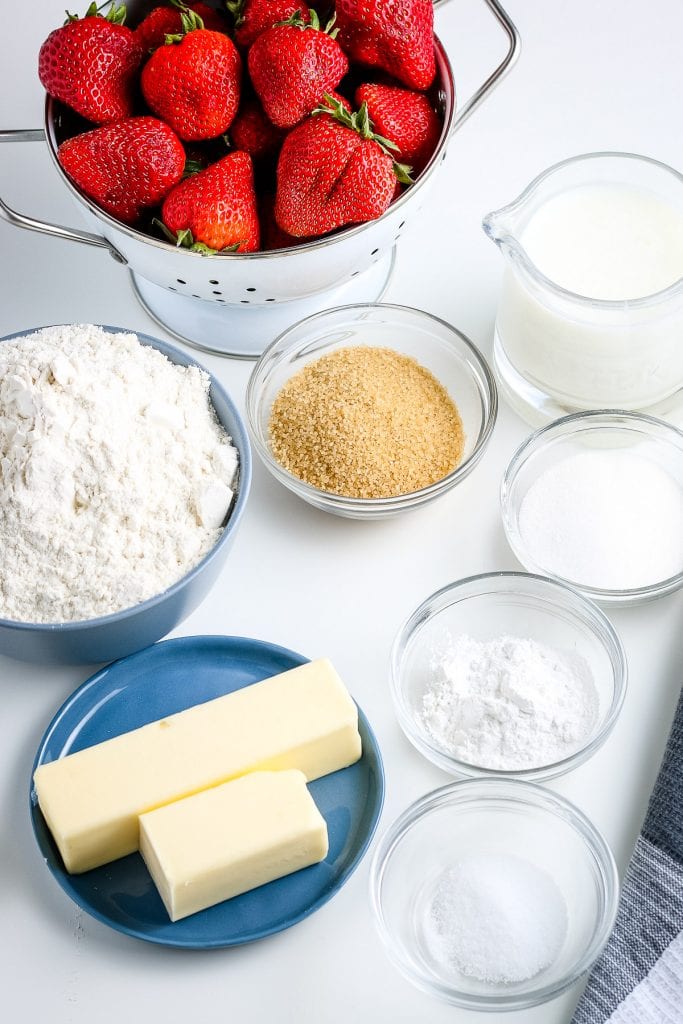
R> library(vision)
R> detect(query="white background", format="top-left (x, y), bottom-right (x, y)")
top-left (1, 1), bottom-right (682, 1022)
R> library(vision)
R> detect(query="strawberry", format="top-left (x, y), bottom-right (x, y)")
top-left (230, 98), bottom-right (283, 160)
top-left (158, 151), bottom-right (260, 252)
top-left (141, 7), bottom-right (241, 141)
top-left (38, 3), bottom-right (143, 125)
top-left (275, 95), bottom-right (409, 238)
top-left (355, 83), bottom-right (440, 174)
top-left (57, 116), bottom-right (185, 224)
top-left (135, 2), bottom-right (226, 50)
top-left (335, 0), bottom-right (436, 91)
top-left (226, 0), bottom-right (311, 49)
top-left (259, 193), bottom-right (300, 250)
top-left (248, 11), bottom-right (348, 130)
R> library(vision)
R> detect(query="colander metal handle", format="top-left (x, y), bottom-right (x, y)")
top-left (0, 129), bottom-right (127, 264)
top-left (435, 0), bottom-right (520, 135)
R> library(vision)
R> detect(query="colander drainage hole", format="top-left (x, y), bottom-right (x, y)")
top-left (177, 278), bottom-right (186, 284)
top-left (240, 300), bottom-right (250, 304)
top-left (399, 221), bottom-right (405, 229)
top-left (351, 271), bottom-right (359, 277)
top-left (213, 290), bottom-right (222, 295)
top-left (169, 286), bottom-right (177, 291)
top-left (209, 279), bottom-right (219, 285)
top-left (266, 298), bottom-right (275, 302)
top-left (192, 294), bottom-right (200, 298)
top-left (371, 248), bottom-right (379, 255)
top-left (216, 299), bottom-right (226, 303)
top-left (246, 287), bottom-right (256, 292)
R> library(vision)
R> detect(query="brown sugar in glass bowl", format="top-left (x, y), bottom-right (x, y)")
top-left (268, 346), bottom-right (465, 499)
top-left (246, 303), bottom-right (498, 520)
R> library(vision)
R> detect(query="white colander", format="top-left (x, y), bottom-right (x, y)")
top-left (1, 0), bottom-right (519, 356)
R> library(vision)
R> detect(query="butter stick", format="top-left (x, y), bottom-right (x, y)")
top-left (140, 770), bottom-right (328, 921)
top-left (34, 659), bottom-right (361, 873)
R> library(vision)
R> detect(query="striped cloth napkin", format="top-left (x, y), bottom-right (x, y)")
top-left (572, 686), bottom-right (683, 1024)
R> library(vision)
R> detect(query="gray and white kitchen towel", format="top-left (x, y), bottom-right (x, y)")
top-left (573, 686), bottom-right (683, 1024)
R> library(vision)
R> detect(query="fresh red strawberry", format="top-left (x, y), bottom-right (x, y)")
top-left (226, 0), bottom-right (310, 49)
top-left (58, 116), bottom-right (185, 224)
top-left (38, 3), bottom-right (143, 125)
top-left (135, 2), bottom-right (226, 50)
top-left (259, 192), bottom-right (299, 249)
top-left (355, 83), bottom-right (440, 173)
top-left (336, 0), bottom-right (435, 91)
top-left (230, 98), bottom-right (283, 160)
top-left (141, 8), bottom-right (241, 141)
top-left (158, 151), bottom-right (260, 252)
top-left (248, 11), bottom-right (348, 129)
top-left (275, 95), bottom-right (408, 237)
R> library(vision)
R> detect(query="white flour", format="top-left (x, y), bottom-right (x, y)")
top-left (0, 325), bottom-right (238, 623)
top-left (420, 634), bottom-right (598, 770)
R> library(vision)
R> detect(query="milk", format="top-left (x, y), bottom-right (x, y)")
top-left (495, 182), bottom-right (683, 410)
top-left (522, 184), bottom-right (683, 299)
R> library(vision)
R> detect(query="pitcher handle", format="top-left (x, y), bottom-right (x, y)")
top-left (0, 129), bottom-right (127, 264)
top-left (435, 0), bottom-right (521, 136)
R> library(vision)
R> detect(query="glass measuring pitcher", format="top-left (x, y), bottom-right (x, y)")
top-left (483, 153), bottom-right (683, 426)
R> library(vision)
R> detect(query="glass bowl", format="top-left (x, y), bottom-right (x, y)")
top-left (501, 411), bottom-right (683, 605)
top-left (369, 778), bottom-right (619, 1011)
top-left (390, 572), bottom-right (626, 781)
top-left (245, 304), bottom-right (497, 519)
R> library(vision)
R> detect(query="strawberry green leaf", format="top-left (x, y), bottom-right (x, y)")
top-left (393, 161), bottom-right (414, 185)
top-left (224, 0), bottom-right (245, 26)
top-left (274, 8), bottom-right (315, 30)
top-left (182, 158), bottom-right (204, 178)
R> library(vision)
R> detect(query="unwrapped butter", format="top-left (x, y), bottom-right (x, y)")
top-left (140, 769), bottom-right (328, 921)
top-left (33, 659), bottom-right (361, 873)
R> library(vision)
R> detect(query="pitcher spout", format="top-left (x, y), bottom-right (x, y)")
top-left (482, 200), bottom-right (524, 250)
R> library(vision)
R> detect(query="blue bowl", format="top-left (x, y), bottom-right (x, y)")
top-left (0, 326), bottom-right (252, 665)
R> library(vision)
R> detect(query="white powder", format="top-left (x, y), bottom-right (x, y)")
top-left (425, 854), bottom-right (568, 984)
top-left (0, 325), bottom-right (238, 623)
top-left (420, 635), bottom-right (598, 771)
top-left (518, 449), bottom-right (683, 591)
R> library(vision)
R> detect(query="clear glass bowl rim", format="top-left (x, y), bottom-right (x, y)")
top-left (246, 302), bottom-right (498, 512)
top-left (368, 776), bottom-right (620, 1011)
top-left (501, 409), bottom-right (683, 602)
top-left (390, 570), bottom-right (627, 780)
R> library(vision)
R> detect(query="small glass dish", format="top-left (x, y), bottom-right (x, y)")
top-left (501, 410), bottom-right (683, 605)
top-left (245, 303), bottom-right (497, 519)
top-left (369, 778), bottom-right (619, 1011)
top-left (390, 572), bottom-right (626, 781)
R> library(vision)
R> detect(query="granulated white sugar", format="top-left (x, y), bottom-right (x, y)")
top-left (425, 854), bottom-right (568, 984)
top-left (0, 325), bottom-right (238, 623)
top-left (517, 449), bottom-right (683, 590)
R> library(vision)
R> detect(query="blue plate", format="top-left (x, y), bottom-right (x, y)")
top-left (30, 636), bottom-right (385, 948)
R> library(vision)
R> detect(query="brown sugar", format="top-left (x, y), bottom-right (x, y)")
top-left (268, 346), bottom-right (465, 499)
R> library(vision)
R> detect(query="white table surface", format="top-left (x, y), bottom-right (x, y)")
top-left (1, 1), bottom-right (682, 1021)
